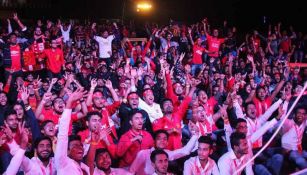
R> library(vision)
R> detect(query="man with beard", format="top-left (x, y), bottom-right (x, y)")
top-left (117, 110), bottom-right (154, 167)
top-left (184, 136), bottom-right (219, 175)
top-left (86, 79), bottom-right (120, 141)
top-left (86, 137), bottom-right (133, 175)
top-left (118, 92), bottom-right (153, 137)
top-left (55, 88), bottom-right (90, 174)
top-left (152, 79), bottom-right (198, 150)
top-left (7, 136), bottom-right (56, 175)
top-left (150, 149), bottom-right (174, 175)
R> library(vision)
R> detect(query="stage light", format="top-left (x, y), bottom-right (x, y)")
top-left (136, 1), bottom-right (152, 12)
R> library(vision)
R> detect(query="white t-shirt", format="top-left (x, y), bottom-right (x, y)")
top-left (94, 35), bottom-right (115, 58)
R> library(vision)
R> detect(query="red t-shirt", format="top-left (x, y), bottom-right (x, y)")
top-left (23, 48), bottom-right (36, 71)
top-left (253, 97), bottom-right (272, 117)
top-left (152, 96), bottom-right (192, 150)
top-left (9, 45), bottom-right (22, 71)
top-left (206, 34), bottom-right (225, 58)
top-left (41, 108), bottom-right (78, 134)
top-left (192, 44), bottom-right (205, 64)
top-left (78, 129), bottom-right (117, 158)
top-left (280, 38), bottom-right (291, 53)
top-left (43, 48), bottom-right (64, 73)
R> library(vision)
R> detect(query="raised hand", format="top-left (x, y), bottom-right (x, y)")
top-left (19, 123), bottom-right (29, 150)
top-left (68, 88), bottom-right (87, 102)
top-left (2, 121), bottom-right (13, 142)
top-left (20, 86), bottom-right (30, 105)
top-left (50, 78), bottom-right (58, 86)
top-left (33, 75), bottom-right (42, 89)
top-left (131, 68), bottom-right (137, 78)
top-left (247, 54), bottom-right (254, 62)
top-left (105, 80), bottom-right (113, 90)
top-left (90, 78), bottom-right (98, 89)
top-left (137, 67), bottom-right (144, 77)
top-left (188, 120), bottom-right (199, 136)
top-left (179, 52), bottom-right (185, 62)
top-left (13, 13), bottom-right (19, 21)
top-left (218, 105), bottom-right (228, 118)
top-left (42, 92), bottom-right (52, 103)
top-left (191, 78), bottom-right (201, 87)
top-left (276, 106), bottom-right (285, 120)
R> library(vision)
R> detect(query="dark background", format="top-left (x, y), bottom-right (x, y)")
top-left (1, 0), bottom-right (306, 32)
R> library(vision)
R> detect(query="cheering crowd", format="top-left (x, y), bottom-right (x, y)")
top-left (0, 13), bottom-right (307, 175)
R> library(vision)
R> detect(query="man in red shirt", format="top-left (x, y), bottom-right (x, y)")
top-left (152, 80), bottom-right (197, 150)
top-left (42, 38), bottom-right (64, 79)
top-left (206, 29), bottom-right (225, 59)
top-left (78, 111), bottom-right (117, 158)
top-left (117, 110), bottom-right (154, 167)
top-left (190, 37), bottom-right (207, 76)
top-left (86, 79), bottom-right (120, 140)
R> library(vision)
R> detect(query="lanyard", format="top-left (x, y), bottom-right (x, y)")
top-left (195, 158), bottom-right (210, 175)
top-left (294, 124), bottom-right (303, 152)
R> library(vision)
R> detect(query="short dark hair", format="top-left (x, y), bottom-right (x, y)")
top-left (34, 136), bottom-right (53, 149)
top-left (161, 98), bottom-right (173, 107)
top-left (197, 89), bottom-right (207, 97)
top-left (295, 105), bottom-right (306, 114)
top-left (198, 136), bottom-right (213, 149)
top-left (95, 148), bottom-right (110, 162)
top-left (150, 149), bottom-right (168, 163)
top-left (230, 132), bottom-right (246, 150)
top-left (4, 108), bottom-right (17, 120)
top-left (234, 118), bottom-right (247, 129)
top-left (154, 130), bottom-right (169, 140)
top-left (244, 101), bottom-right (255, 111)
top-left (68, 135), bottom-right (81, 149)
top-left (40, 120), bottom-right (54, 131)
top-left (127, 91), bottom-right (139, 99)
top-left (129, 109), bottom-right (143, 121)
top-left (86, 111), bottom-right (102, 121)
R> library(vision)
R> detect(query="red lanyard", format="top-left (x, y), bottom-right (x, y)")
top-left (195, 158), bottom-right (209, 175)
top-left (247, 119), bottom-right (261, 148)
top-left (294, 124), bottom-right (303, 153)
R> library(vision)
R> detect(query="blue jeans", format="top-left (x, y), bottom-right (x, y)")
top-left (191, 64), bottom-right (202, 76)
top-left (289, 150), bottom-right (307, 169)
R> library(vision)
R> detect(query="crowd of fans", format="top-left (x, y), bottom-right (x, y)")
top-left (0, 13), bottom-right (307, 175)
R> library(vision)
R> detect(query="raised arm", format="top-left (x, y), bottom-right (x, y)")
top-left (13, 13), bottom-right (26, 31)
top-left (35, 92), bottom-right (52, 121)
top-left (55, 88), bottom-right (85, 169)
top-left (105, 80), bottom-right (119, 102)
top-left (86, 78), bottom-right (97, 106)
